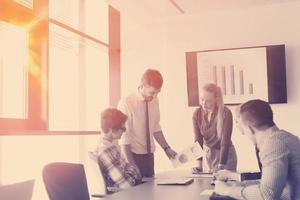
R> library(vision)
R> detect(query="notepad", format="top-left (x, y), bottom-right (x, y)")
top-left (156, 178), bottom-right (194, 185)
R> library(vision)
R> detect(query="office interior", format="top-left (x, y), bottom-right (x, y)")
top-left (0, 0), bottom-right (300, 199)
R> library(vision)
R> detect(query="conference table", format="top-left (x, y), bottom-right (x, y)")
top-left (101, 170), bottom-right (215, 200)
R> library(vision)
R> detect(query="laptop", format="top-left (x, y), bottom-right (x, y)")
top-left (0, 179), bottom-right (35, 200)
top-left (156, 178), bottom-right (194, 185)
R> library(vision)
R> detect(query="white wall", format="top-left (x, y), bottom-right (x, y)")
top-left (121, 1), bottom-right (300, 172)
top-left (120, 15), bottom-right (165, 96)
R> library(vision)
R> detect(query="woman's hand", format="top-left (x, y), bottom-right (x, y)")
top-left (191, 166), bottom-right (203, 174)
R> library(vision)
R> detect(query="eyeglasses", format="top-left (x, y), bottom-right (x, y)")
top-left (144, 85), bottom-right (161, 94)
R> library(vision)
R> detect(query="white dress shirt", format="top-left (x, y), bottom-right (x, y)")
top-left (242, 126), bottom-right (300, 200)
top-left (118, 92), bottom-right (162, 154)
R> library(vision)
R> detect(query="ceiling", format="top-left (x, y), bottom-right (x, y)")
top-left (164, 0), bottom-right (299, 14)
top-left (109, 0), bottom-right (299, 23)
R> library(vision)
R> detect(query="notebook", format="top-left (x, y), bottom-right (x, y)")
top-left (0, 179), bottom-right (35, 200)
top-left (156, 178), bottom-right (194, 185)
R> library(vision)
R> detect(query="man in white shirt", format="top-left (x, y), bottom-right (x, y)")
top-left (118, 69), bottom-right (177, 177)
top-left (214, 99), bottom-right (300, 200)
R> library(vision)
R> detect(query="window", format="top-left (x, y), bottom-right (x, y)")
top-left (0, 0), bottom-right (120, 132)
top-left (0, 0), bottom-right (48, 131)
top-left (0, 1), bottom-right (120, 199)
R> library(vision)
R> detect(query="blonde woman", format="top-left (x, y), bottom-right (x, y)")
top-left (192, 83), bottom-right (237, 173)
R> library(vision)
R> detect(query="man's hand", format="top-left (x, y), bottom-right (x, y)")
top-left (213, 169), bottom-right (239, 181)
top-left (165, 147), bottom-right (177, 159)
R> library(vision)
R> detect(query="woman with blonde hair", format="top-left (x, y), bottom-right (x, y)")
top-left (192, 83), bottom-right (237, 173)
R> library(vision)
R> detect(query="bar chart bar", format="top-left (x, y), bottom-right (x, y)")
top-left (239, 70), bottom-right (244, 95)
top-left (230, 65), bottom-right (235, 95)
top-left (221, 66), bottom-right (226, 95)
top-left (249, 83), bottom-right (253, 94)
top-left (213, 65), bottom-right (217, 85)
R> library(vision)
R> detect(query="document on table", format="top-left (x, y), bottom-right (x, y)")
top-left (200, 189), bottom-right (214, 196)
top-left (171, 142), bottom-right (203, 168)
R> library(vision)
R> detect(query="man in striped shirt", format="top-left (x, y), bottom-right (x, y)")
top-left (214, 99), bottom-right (300, 200)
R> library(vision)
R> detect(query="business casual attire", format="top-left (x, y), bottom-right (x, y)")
top-left (241, 126), bottom-right (300, 200)
top-left (193, 106), bottom-right (237, 172)
top-left (94, 138), bottom-right (142, 189)
top-left (118, 92), bottom-right (161, 177)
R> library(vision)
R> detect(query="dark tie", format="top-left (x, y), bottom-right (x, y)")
top-left (255, 146), bottom-right (262, 172)
top-left (145, 101), bottom-right (151, 153)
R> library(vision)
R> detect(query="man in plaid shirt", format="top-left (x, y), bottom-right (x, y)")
top-left (94, 108), bottom-right (142, 190)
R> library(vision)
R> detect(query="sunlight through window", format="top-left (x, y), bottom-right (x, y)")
top-left (0, 21), bottom-right (28, 119)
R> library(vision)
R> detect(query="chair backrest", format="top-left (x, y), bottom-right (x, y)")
top-left (42, 162), bottom-right (90, 200)
top-left (88, 151), bottom-right (114, 195)
top-left (86, 152), bottom-right (107, 195)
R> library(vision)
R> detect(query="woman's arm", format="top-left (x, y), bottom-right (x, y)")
top-left (219, 108), bottom-right (233, 166)
top-left (193, 108), bottom-right (203, 148)
top-left (193, 108), bottom-right (204, 167)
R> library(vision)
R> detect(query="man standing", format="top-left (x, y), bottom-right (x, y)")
top-left (215, 99), bottom-right (300, 200)
top-left (118, 69), bottom-right (177, 177)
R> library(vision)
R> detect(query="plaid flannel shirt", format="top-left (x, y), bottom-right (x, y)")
top-left (96, 142), bottom-right (142, 189)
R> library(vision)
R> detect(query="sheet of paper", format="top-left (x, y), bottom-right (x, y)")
top-left (200, 189), bottom-right (214, 196)
top-left (171, 142), bottom-right (203, 168)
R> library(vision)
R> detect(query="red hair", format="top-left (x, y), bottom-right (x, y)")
top-left (141, 69), bottom-right (163, 89)
top-left (101, 108), bottom-right (127, 133)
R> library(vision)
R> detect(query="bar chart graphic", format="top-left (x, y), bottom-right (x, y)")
top-left (207, 65), bottom-right (253, 96)
top-left (196, 47), bottom-right (269, 104)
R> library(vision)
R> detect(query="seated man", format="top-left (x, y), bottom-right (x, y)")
top-left (214, 99), bottom-right (300, 200)
top-left (93, 108), bottom-right (142, 190)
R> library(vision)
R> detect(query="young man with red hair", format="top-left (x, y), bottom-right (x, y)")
top-left (118, 69), bottom-right (177, 177)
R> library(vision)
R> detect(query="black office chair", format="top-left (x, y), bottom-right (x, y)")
top-left (42, 162), bottom-right (103, 200)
